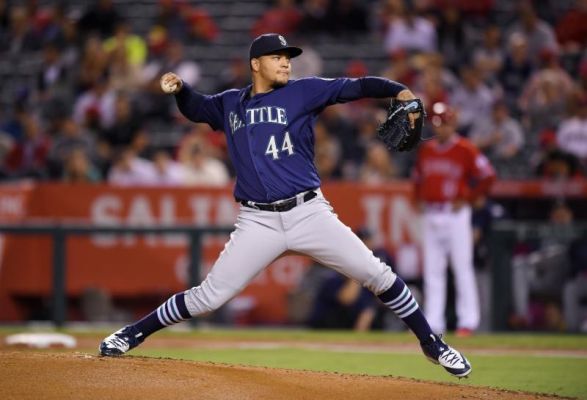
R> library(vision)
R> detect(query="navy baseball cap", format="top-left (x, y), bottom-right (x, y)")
top-left (249, 33), bottom-right (303, 59)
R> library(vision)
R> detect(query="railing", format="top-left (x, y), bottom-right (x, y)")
top-left (0, 223), bottom-right (234, 327)
top-left (3, 220), bottom-right (586, 330)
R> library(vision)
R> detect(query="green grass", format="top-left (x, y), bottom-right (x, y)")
top-left (133, 346), bottom-right (587, 399)
top-left (67, 327), bottom-right (587, 350)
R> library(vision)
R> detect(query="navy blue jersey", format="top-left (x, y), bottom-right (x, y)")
top-left (175, 76), bottom-right (405, 202)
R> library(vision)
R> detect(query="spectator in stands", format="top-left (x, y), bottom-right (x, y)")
top-left (519, 48), bottom-right (576, 137)
top-left (73, 74), bottom-right (117, 131)
top-left (62, 147), bottom-right (101, 183)
top-left (151, 148), bottom-right (186, 186)
top-left (0, 99), bottom-right (28, 143)
top-left (0, 132), bottom-right (14, 177)
top-left (76, 35), bottom-right (110, 93)
top-left (498, 33), bottom-right (534, 115)
top-left (511, 201), bottom-right (575, 331)
top-left (0, 0), bottom-right (8, 33)
top-left (77, 0), bottom-right (120, 40)
top-left (36, 41), bottom-right (70, 100)
top-left (25, 3), bottom-right (78, 71)
top-left (434, 4), bottom-right (467, 71)
top-left (298, 0), bottom-right (334, 35)
top-left (184, 5), bottom-right (219, 44)
top-left (107, 38), bottom-right (144, 93)
top-left (154, 0), bottom-right (189, 41)
top-left (4, 111), bottom-right (50, 179)
top-left (46, 116), bottom-right (97, 179)
top-left (555, 0), bottom-right (587, 55)
top-left (314, 120), bottom-right (342, 180)
top-left (103, 20), bottom-right (147, 69)
top-left (216, 57), bottom-right (249, 92)
top-left (383, 1), bottom-right (437, 55)
top-left (2, 5), bottom-right (39, 53)
top-left (580, 61), bottom-right (587, 93)
top-left (347, 114), bottom-right (382, 170)
top-left (251, 0), bottom-right (302, 39)
top-left (563, 231), bottom-right (587, 332)
top-left (506, 1), bottom-right (559, 65)
top-left (555, 0), bottom-right (587, 46)
top-left (380, 50), bottom-right (418, 89)
top-left (414, 57), bottom-right (452, 117)
top-left (472, 24), bottom-right (504, 87)
top-left (359, 141), bottom-right (399, 184)
top-left (146, 25), bottom-right (170, 61)
top-left (318, 106), bottom-right (356, 177)
top-left (306, 266), bottom-right (379, 331)
top-left (290, 40), bottom-right (323, 79)
top-left (433, 0), bottom-right (495, 23)
top-left (469, 101), bottom-right (525, 161)
top-left (28, 4), bottom-right (67, 50)
top-left (450, 64), bottom-right (496, 135)
top-left (107, 146), bottom-right (156, 186)
top-left (556, 95), bottom-right (587, 167)
top-left (535, 147), bottom-right (583, 180)
top-left (177, 128), bottom-right (229, 186)
top-left (100, 92), bottom-right (143, 150)
top-left (330, 0), bottom-right (369, 35)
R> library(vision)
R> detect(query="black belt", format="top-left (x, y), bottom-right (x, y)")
top-left (239, 191), bottom-right (318, 212)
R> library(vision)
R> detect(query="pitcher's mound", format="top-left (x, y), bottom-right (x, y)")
top-left (0, 350), bottom-right (561, 400)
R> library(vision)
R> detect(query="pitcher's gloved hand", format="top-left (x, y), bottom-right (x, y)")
top-left (377, 98), bottom-right (425, 152)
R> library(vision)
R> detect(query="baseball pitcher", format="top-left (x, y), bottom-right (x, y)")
top-left (100, 34), bottom-right (471, 378)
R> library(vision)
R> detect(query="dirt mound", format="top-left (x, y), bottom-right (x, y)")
top-left (0, 350), bottom-right (565, 400)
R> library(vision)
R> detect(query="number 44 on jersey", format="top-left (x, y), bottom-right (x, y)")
top-left (265, 131), bottom-right (294, 160)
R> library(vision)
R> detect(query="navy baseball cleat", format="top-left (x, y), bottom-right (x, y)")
top-left (99, 325), bottom-right (144, 356)
top-left (420, 334), bottom-right (472, 378)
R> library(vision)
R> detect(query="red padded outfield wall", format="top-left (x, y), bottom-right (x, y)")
top-left (0, 180), bottom-right (586, 322)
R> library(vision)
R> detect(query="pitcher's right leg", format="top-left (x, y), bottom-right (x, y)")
top-left (183, 209), bottom-right (287, 315)
top-left (100, 208), bottom-right (287, 356)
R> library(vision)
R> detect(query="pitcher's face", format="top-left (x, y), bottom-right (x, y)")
top-left (254, 52), bottom-right (292, 88)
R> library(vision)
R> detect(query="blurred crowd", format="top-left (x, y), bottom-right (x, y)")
top-left (0, 0), bottom-right (586, 185)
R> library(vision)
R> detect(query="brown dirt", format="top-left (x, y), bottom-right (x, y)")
top-left (0, 349), bottom-right (568, 400)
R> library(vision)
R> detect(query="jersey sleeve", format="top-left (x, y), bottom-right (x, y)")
top-left (300, 77), bottom-right (407, 113)
top-left (175, 83), bottom-right (226, 131)
top-left (468, 145), bottom-right (496, 199)
top-left (300, 77), bottom-right (350, 112)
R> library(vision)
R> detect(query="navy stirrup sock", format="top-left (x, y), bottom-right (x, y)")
top-left (133, 292), bottom-right (191, 338)
top-left (378, 277), bottom-right (433, 343)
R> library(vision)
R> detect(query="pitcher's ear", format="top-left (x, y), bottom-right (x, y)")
top-left (250, 58), bottom-right (260, 72)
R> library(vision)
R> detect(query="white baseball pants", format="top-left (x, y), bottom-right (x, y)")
top-left (422, 205), bottom-right (480, 333)
top-left (184, 191), bottom-right (397, 316)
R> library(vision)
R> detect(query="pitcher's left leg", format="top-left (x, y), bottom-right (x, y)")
top-left (449, 206), bottom-right (480, 331)
top-left (285, 197), bottom-right (394, 294)
top-left (286, 197), bottom-right (471, 377)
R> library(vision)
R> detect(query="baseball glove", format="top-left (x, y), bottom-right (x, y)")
top-left (377, 98), bottom-right (425, 152)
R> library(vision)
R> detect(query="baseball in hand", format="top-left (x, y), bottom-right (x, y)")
top-left (160, 73), bottom-right (181, 94)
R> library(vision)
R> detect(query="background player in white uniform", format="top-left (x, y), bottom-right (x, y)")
top-left (413, 102), bottom-right (496, 336)
top-left (100, 34), bottom-right (471, 377)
